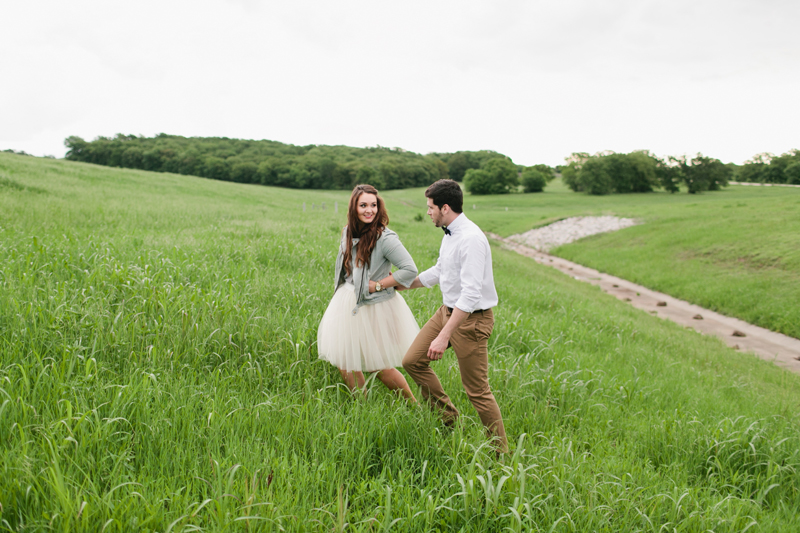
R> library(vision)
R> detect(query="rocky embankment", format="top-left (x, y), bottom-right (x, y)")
top-left (508, 216), bottom-right (638, 252)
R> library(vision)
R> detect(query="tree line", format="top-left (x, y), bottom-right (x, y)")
top-left (63, 134), bottom-right (541, 191)
top-left (735, 150), bottom-right (800, 185)
top-left (558, 148), bottom-right (800, 195)
top-left (560, 151), bottom-right (733, 195)
top-left (60, 135), bottom-right (798, 195)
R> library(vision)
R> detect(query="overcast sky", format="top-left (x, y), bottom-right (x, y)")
top-left (2, 0), bottom-right (798, 166)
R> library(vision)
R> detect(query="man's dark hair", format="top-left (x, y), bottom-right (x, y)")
top-left (425, 179), bottom-right (463, 213)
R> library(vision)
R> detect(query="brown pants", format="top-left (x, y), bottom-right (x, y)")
top-left (402, 306), bottom-right (508, 452)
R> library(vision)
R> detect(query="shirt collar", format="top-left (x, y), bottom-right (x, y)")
top-left (444, 213), bottom-right (466, 234)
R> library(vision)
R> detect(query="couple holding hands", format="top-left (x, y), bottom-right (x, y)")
top-left (317, 179), bottom-right (507, 453)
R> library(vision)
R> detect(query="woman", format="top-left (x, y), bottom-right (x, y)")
top-left (317, 184), bottom-right (419, 400)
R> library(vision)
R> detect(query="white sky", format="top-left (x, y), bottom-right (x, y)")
top-left (2, 0), bottom-right (798, 167)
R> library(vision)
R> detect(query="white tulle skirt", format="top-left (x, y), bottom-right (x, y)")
top-left (317, 283), bottom-right (420, 372)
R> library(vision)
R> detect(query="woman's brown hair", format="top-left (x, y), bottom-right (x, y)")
top-left (343, 184), bottom-right (389, 278)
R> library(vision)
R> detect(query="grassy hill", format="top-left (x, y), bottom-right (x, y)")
top-left (2, 153), bottom-right (800, 531)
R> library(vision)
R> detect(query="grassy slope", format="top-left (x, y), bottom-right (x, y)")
top-left (388, 179), bottom-right (800, 339)
top-left (2, 153), bottom-right (800, 532)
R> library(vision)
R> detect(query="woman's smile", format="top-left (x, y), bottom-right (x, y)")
top-left (356, 193), bottom-right (379, 224)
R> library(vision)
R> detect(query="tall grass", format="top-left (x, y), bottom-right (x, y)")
top-left (1, 153), bottom-right (800, 531)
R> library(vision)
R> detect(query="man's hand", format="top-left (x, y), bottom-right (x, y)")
top-left (427, 333), bottom-right (449, 360)
top-left (427, 307), bottom-right (469, 360)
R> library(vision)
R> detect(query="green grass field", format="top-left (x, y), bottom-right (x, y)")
top-left (2, 153), bottom-right (800, 532)
top-left (386, 179), bottom-right (800, 339)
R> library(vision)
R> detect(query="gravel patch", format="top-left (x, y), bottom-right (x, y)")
top-left (508, 216), bottom-right (639, 252)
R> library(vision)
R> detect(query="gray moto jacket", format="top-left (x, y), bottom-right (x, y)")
top-left (333, 227), bottom-right (418, 315)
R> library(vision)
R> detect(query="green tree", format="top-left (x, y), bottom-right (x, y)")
top-left (579, 157), bottom-right (614, 195)
top-left (521, 168), bottom-right (547, 193)
top-left (64, 136), bottom-right (89, 159)
top-left (446, 152), bottom-right (473, 181)
top-left (623, 151), bottom-right (658, 192)
top-left (784, 162), bottom-right (800, 184)
top-left (670, 154), bottom-right (730, 194)
top-left (121, 146), bottom-right (145, 169)
top-left (202, 156), bottom-right (230, 181)
top-left (480, 157), bottom-right (518, 194)
top-left (561, 152), bottom-right (590, 192)
top-left (356, 165), bottom-right (384, 190)
top-left (737, 163), bottom-right (767, 183)
top-left (424, 154), bottom-right (450, 181)
top-left (528, 164), bottom-right (556, 182)
top-left (654, 157), bottom-right (681, 193)
top-left (231, 161), bottom-right (258, 183)
top-left (463, 169), bottom-right (494, 194)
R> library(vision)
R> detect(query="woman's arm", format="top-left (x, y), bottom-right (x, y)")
top-left (368, 232), bottom-right (418, 293)
top-left (369, 274), bottom-right (398, 293)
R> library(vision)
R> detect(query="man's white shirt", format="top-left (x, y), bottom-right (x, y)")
top-left (418, 213), bottom-right (498, 313)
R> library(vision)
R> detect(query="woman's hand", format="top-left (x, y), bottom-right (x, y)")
top-left (369, 275), bottom-right (394, 293)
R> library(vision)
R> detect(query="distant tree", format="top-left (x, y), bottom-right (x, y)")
top-left (766, 150), bottom-right (800, 183)
top-left (425, 154), bottom-right (450, 181)
top-left (562, 151), bottom-right (670, 194)
top-left (289, 165), bottom-right (311, 188)
top-left (296, 156), bottom-right (334, 189)
top-left (528, 164), bottom-right (556, 182)
top-left (464, 157), bottom-right (518, 195)
top-left (654, 157), bottom-right (681, 193)
top-left (463, 169), bottom-right (494, 195)
top-left (231, 161), bottom-right (258, 183)
top-left (483, 157), bottom-right (519, 193)
top-left (446, 152), bottom-right (472, 181)
top-left (356, 165), bottom-right (384, 189)
top-left (624, 151), bottom-right (659, 192)
top-left (785, 162), bottom-right (800, 184)
top-left (736, 150), bottom-right (800, 184)
top-left (521, 168), bottom-right (547, 193)
top-left (333, 162), bottom-right (356, 189)
top-left (444, 151), bottom-right (481, 182)
top-left (669, 154), bottom-right (731, 193)
top-left (579, 157), bottom-right (615, 195)
top-left (561, 152), bottom-right (590, 192)
top-left (697, 155), bottom-right (731, 191)
top-left (737, 162), bottom-right (767, 183)
top-left (64, 136), bottom-right (89, 159)
top-left (596, 152), bottom-right (656, 193)
top-left (121, 146), bottom-right (145, 169)
top-left (2, 149), bottom-right (33, 156)
top-left (378, 160), bottom-right (400, 190)
top-left (203, 156), bottom-right (230, 181)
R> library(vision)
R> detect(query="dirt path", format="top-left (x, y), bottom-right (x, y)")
top-left (489, 234), bottom-right (800, 375)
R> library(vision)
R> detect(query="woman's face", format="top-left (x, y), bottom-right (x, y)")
top-left (356, 193), bottom-right (378, 224)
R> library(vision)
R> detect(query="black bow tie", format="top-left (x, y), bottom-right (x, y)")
top-left (442, 226), bottom-right (451, 236)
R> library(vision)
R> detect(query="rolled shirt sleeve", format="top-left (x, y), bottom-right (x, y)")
top-left (418, 258), bottom-right (441, 288)
top-left (454, 234), bottom-right (486, 313)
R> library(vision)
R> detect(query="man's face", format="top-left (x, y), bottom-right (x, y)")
top-left (426, 197), bottom-right (444, 227)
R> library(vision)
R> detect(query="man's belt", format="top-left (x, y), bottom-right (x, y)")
top-left (446, 306), bottom-right (487, 314)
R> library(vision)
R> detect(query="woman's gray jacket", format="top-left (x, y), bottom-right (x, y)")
top-left (333, 227), bottom-right (418, 315)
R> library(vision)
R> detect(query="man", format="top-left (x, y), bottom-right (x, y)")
top-left (400, 179), bottom-right (508, 453)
